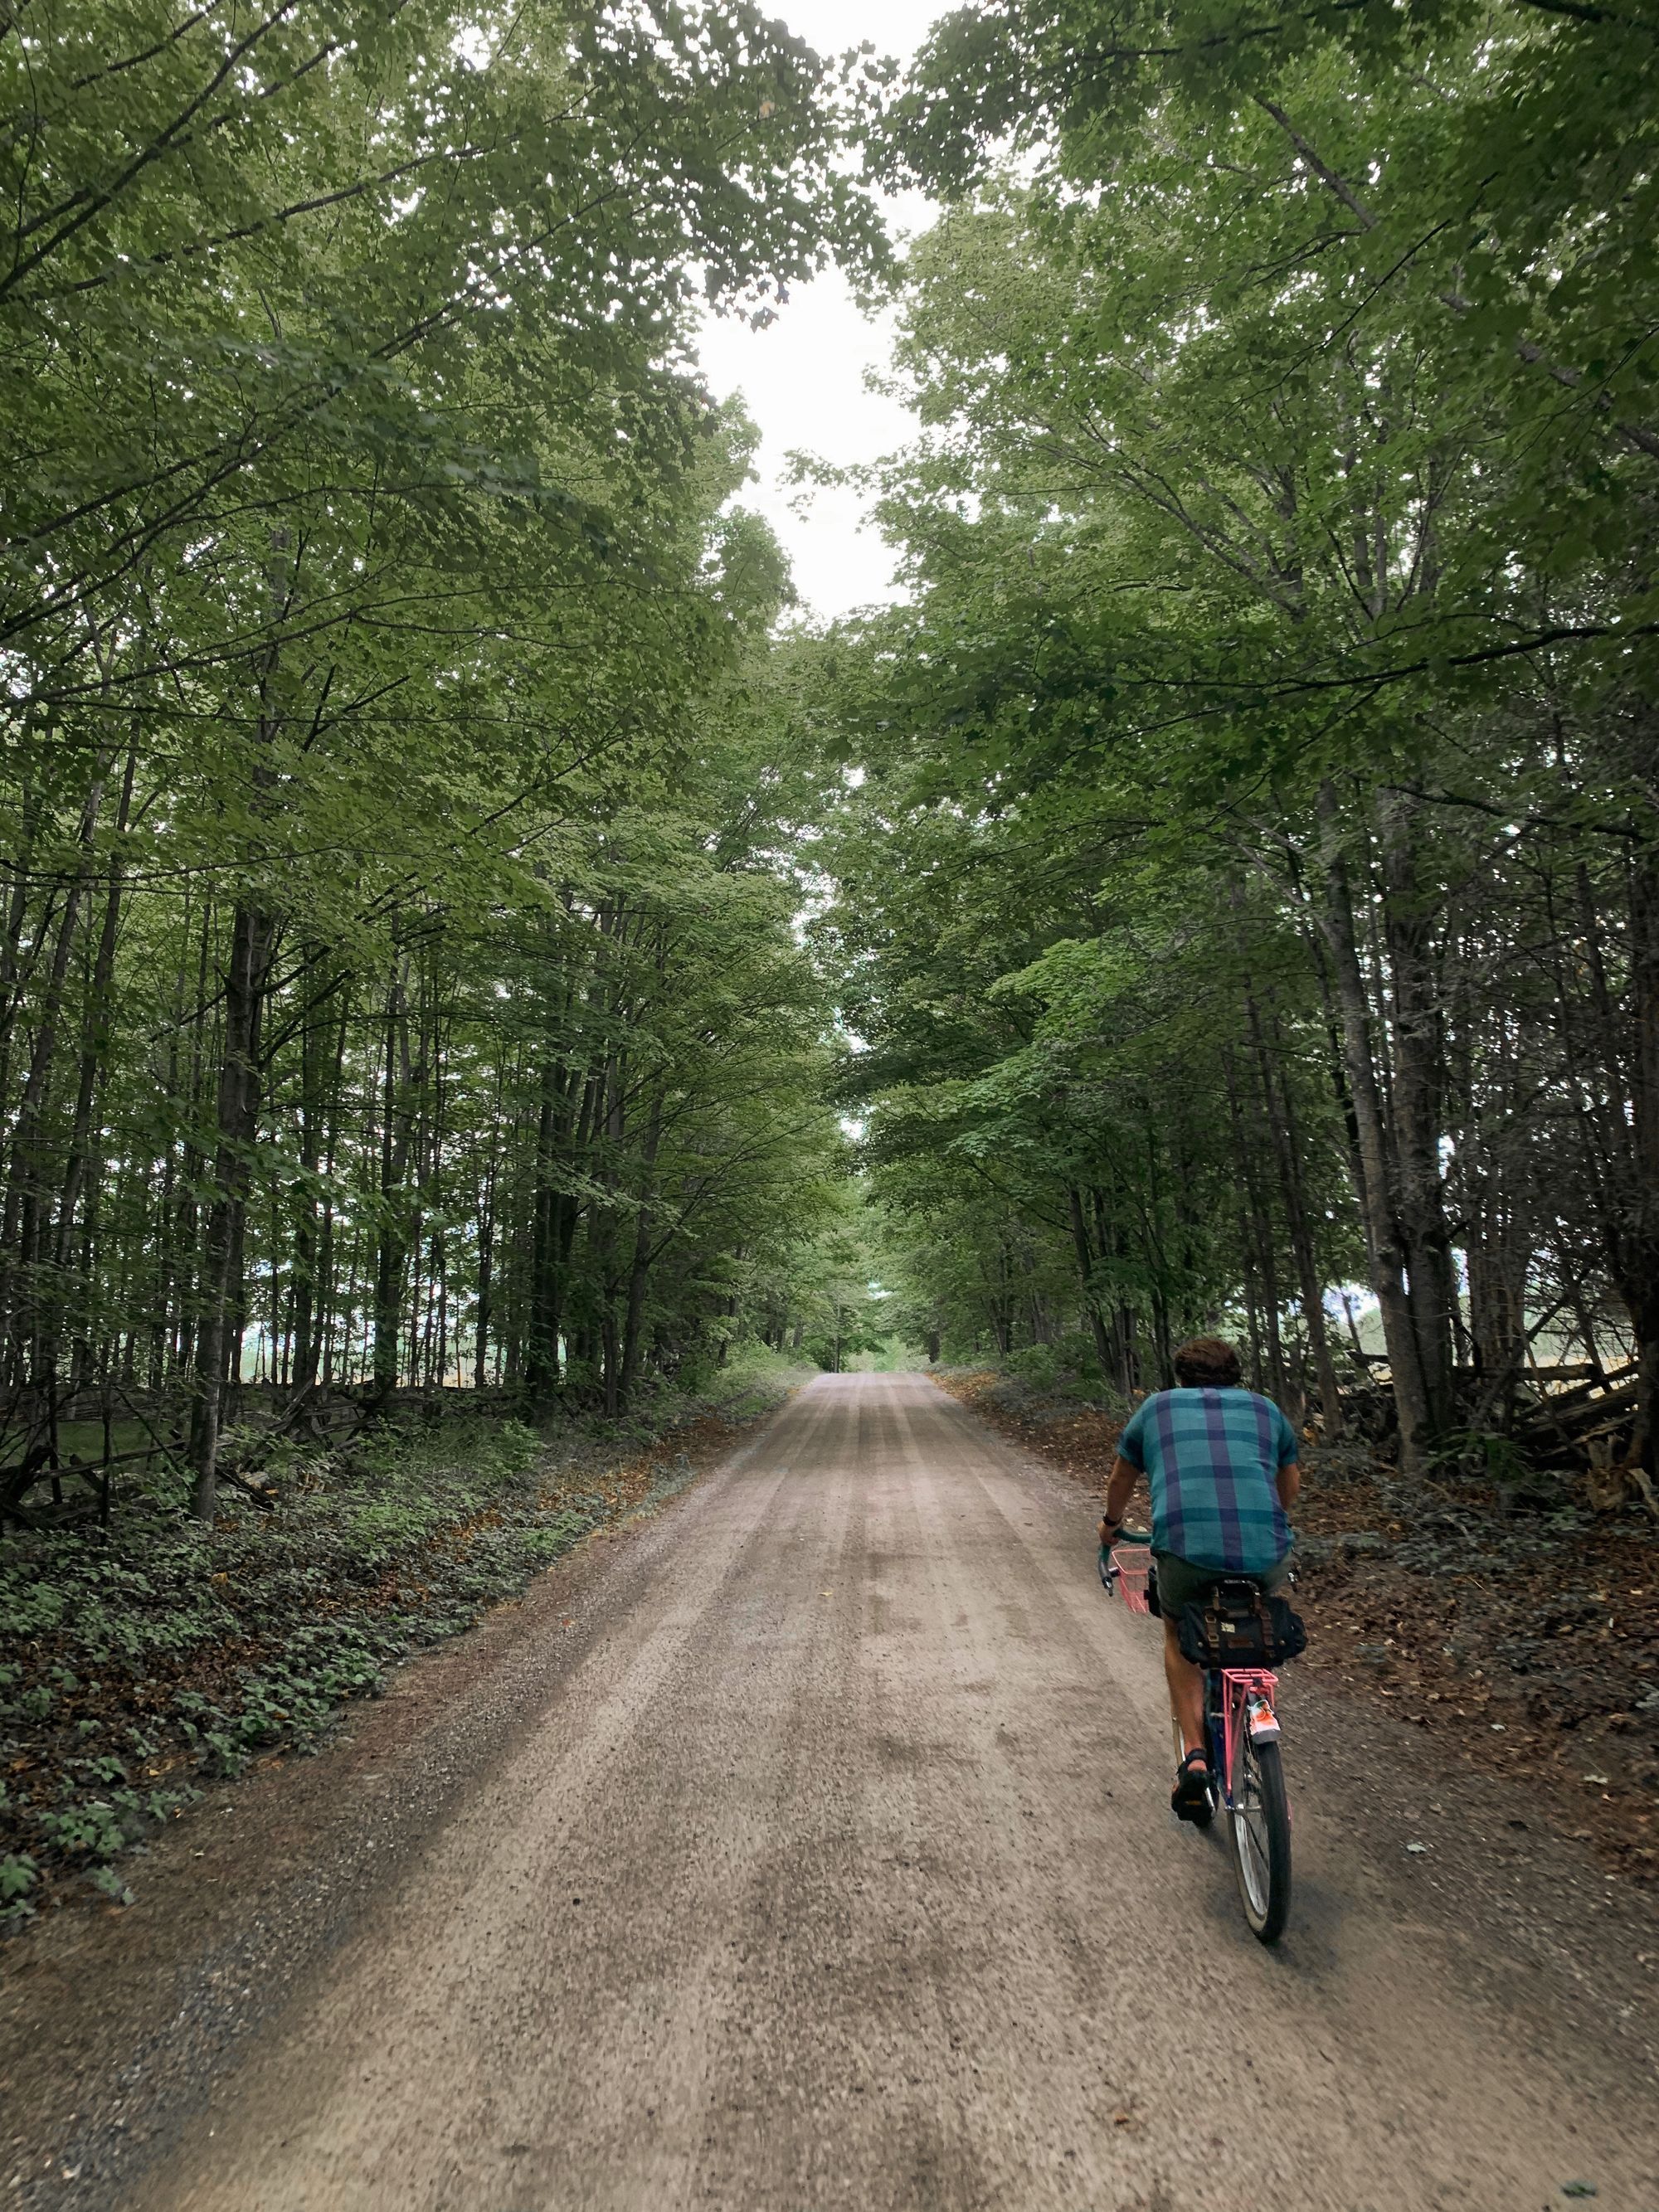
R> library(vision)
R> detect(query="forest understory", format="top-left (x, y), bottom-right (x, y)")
top-left (935, 1370), bottom-right (1659, 1887)
top-left (0, 1358), bottom-right (809, 1929)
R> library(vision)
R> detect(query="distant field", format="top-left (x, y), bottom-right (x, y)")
top-left (1, 1420), bottom-right (161, 1471)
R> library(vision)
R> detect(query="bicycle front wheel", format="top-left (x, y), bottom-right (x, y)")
top-left (1229, 1734), bottom-right (1291, 1942)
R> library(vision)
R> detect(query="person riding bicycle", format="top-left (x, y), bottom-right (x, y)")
top-left (1097, 1335), bottom-right (1301, 1822)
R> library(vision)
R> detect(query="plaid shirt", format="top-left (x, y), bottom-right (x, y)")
top-left (1117, 1387), bottom-right (1297, 1574)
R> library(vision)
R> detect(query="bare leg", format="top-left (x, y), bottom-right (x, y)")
top-left (1162, 1614), bottom-right (1207, 1759)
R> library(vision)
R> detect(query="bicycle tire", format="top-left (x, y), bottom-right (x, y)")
top-left (1228, 1734), bottom-right (1291, 1941)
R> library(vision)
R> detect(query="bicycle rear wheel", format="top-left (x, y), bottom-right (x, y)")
top-left (1228, 1734), bottom-right (1291, 1941)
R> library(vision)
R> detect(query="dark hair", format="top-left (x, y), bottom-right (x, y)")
top-left (1173, 1335), bottom-right (1242, 1388)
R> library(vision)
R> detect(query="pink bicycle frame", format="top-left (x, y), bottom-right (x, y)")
top-left (1216, 1667), bottom-right (1279, 1801)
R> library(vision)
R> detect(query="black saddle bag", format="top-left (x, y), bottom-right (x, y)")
top-left (1178, 1582), bottom-right (1306, 1669)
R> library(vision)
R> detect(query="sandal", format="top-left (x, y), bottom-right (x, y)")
top-left (1170, 1747), bottom-right (1212, 1822)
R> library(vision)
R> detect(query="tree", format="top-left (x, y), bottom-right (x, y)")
top-left (806, 9), bottom-right (1659, 1466)
top-left (0, 3), bottom-right (877, 1515)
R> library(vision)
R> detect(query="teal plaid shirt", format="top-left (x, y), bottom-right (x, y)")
top-left (1117, 1387), bottom-right (1297, 1574)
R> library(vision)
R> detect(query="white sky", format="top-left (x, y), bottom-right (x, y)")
top-left (694, 0), bottom-right (946, 622)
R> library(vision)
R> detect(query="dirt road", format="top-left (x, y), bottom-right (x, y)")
top-left (4, 1373), bottom-right (1657, 2210)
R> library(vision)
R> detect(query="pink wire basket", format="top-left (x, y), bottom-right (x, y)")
top-left (1110, 1543), bottom-right (1155, 1615)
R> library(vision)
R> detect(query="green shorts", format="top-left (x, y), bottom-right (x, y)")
top-left (1154, 1549), bottom-right (1292, 1621)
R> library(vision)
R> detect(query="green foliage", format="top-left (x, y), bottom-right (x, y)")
top-left (806, 0), bottom-right (1659, 1459)
top-left (781, 1182), bottom-right (892, 1370)
top-left (1427, 1431), bottom-right (1532, 1487)
top-left (0, 1365), bottom-right (799, 1908)
top-left (1000, 1336), bottom-right (1118, 1404)
top-left (0, 2), bottom-right (873, 1512)
top-left (0, 1854), bottom-right (39, 1925)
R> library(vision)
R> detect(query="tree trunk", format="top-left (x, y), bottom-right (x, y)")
top-left (0, 763), bottom-right (112, 1399)
top-left (189, 902), bottom-right (276, 1517)
top-left (1238, 972), bottom-right (1344, 1437)
top-left (35, 749), bottom-right (138, 1419)
top-left (1378, 793), bottom-right (1457, 1437)
top-left (618, 1098), bottom-right (665, 1408)
top-left (289, 956), bottom-right (333, 1400)
top-left (1067, 1185), bottom-right (1117, 1383)
top-left (372, 964), bottom-right (416, 1406)
top-left (1223, 1044), bottom-right (1288, 1403)
top-left (524, 1056), bottom-right (569, 1402)
top-left (1315, 780), bottom-right (1438, 1471)
top-left (1613, 838), bottom-right (1659, 1467)
top-left (474, 1164), bottom-right (495, 1393)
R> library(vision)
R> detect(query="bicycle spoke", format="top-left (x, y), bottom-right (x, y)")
top-left (1227, 1722), bottom-right (1292, 1941)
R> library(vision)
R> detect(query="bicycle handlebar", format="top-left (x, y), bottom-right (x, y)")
top-left (1098, 1529), bottom-right (1152, 1588)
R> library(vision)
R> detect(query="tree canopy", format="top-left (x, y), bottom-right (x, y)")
top-left (0, 2), bottom-right (885, 1517)
top-left (808, 0), bottom-right (1659, 1476)
top-left (3, 0), bottom-right (1656, 1534)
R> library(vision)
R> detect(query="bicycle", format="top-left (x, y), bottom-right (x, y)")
top-left (1099, 1529), bottom-right (1295, 1943)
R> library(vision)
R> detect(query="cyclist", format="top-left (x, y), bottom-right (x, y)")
top-left (1097, 1335), bottom-right (1301, 1821)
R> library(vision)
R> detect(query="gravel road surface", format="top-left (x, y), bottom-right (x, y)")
top-left (3, 1372), bottom-right (1656, 2211)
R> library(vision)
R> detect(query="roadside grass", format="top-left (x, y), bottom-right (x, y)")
top-left (0, 1354), bottom-right (809, 1927)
